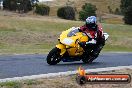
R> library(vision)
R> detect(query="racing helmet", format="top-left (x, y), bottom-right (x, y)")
top-left (85, 16), bottom-right (97, 31)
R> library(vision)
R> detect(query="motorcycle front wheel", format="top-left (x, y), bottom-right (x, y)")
top-left (47, 47), bottom-right (61, 65)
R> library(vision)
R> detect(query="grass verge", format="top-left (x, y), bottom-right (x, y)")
top-left (0, 12), bottom-right (132, 54)
top-left (0, 68), bottom-right (131, 88)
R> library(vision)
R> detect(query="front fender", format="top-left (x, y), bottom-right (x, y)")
top-left (56, 44), bottom-right (66, 55)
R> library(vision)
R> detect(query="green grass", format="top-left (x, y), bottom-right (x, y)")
top-left (0, 14), bottom-right (132, 54)
top-left (0, 80), bottom-right (42, 88)
top-left (0, 81), bottom-right (22, 88)
top-left (102, 23), bottom-right (132, 52)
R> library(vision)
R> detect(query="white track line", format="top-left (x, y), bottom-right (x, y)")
top-left (0, 65), bottom-right (132, 82)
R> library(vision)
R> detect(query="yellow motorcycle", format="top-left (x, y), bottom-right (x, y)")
top-left (47, 27), bottom-right (109, 65)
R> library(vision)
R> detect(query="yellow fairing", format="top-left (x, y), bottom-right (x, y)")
top-left (56, 44), bottom-right (66, 55)
top-left (67, 47), bottom-right (84, 56)
top-left (57, 28), bottom-right (89, 56)
top-left (79, 35), bottom-right (88, 42)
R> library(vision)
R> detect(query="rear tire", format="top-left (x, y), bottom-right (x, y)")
top-left (47, 47), bottom-right (61, 65)
top-left (82, 45), bottom-right (101, 64)
top-left (82, 55), bottom-right (95, 63)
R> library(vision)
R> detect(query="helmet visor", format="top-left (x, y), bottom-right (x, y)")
top-left (86, 23), bottom-right (97, 31)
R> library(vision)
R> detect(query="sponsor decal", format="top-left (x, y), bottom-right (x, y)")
top-left (76, 66), bottom-right (131, 85)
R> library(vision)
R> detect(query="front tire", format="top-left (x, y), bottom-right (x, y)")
top-left (47, 47), bottom-right (61, 65)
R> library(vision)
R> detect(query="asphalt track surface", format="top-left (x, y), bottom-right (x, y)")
top-left (0, 53), bottom-right (132, 79)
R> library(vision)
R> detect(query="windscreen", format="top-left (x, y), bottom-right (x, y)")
top-left (67, 29), bottom-right (79, 37)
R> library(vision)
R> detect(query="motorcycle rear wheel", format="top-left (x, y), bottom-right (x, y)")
top-left (82, 55), bottom-right (95, 63)
top-left (47, 47), bottom-right (61, 65)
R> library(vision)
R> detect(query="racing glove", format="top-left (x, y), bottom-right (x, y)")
top-left (86, 39), bottom-right (97, 45)
top-left (78, 42), bottom-right (86, 47)
top-left (79, 39), bottom-right (97, 47)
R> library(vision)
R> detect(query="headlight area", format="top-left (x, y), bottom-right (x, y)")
top-left (61, 38), bottom-right (74, 46)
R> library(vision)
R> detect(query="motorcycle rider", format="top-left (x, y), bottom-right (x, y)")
top-left (78, 16), bottom-right (105, 58)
